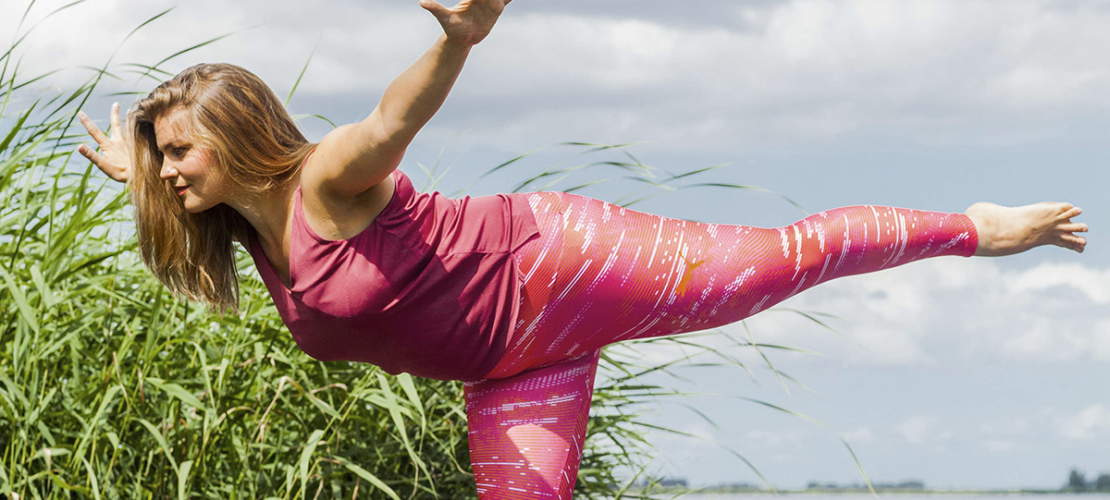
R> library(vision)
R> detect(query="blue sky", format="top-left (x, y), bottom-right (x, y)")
top-left (5, 0), bottom-right (1108, 490)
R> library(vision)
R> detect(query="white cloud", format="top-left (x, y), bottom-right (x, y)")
top-left (1058, 404), bottom-right (1110, 440)
top-left (607, 20), bottom-right (676, 63)
top-left (983, 439), bottom-right (1021, 452)
top-left (5, 0), bottom-right (1110, 151)
top-left (978, 417), bottom-right (1029, 452)
top-left (679, 423), bottom-right (716, 443)
top-left (1094, 320), bottom-right (1110, 361)
top-left (895, 415), bottom-right (938, 445)
top-left (1006, 262), bottom-right (1110, 304)
top-left (747, 429), bottom-right (805, 449)
top-left (630, 257), bottom-right (1110, 370)
top-left (979, 417), bottom-right (1030, 436)
top-left (727, 259), bottom-right (1110, 366)
top-left (840, 426), bottom-right (876, 444)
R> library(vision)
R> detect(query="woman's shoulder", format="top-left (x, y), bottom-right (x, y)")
top-left (298, 152), bottom-right (400, 242)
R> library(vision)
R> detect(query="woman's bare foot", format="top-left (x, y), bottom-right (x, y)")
top-left (964, 202), bottom-right (1088, 256)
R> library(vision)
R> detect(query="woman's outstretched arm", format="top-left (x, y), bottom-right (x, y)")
top-left (312, 0), bottom-right (509, 198)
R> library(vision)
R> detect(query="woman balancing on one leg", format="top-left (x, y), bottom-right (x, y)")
top-left (77, 1), bottom-right (1088, 498)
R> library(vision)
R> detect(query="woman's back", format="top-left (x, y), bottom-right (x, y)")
top-left (248, 167), bottom-right (539, 381)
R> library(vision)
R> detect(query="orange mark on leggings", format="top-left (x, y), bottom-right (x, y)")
top-left (507, 424), bottom-right (569, 491)
top-left (675, 250), bottom-right (706, 297)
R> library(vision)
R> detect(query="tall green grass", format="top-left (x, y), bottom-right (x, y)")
top-left (0, 3), bottom-right (865, 499)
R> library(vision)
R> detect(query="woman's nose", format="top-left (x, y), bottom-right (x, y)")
top-left (159, 161), bottom-right (177, 180)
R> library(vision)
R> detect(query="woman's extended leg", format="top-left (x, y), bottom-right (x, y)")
top-left (486, 192), bottom-right (986, 378)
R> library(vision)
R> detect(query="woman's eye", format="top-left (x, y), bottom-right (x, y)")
top-left (173, 147), bottom-right (186, 156)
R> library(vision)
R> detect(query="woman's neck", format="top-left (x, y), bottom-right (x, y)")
top-left (226, 173), bottom-right (300, 253)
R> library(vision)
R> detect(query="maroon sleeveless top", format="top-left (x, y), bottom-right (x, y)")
top-left (247, 167), bottom-right (539, 381)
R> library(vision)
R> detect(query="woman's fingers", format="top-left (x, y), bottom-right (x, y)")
top-left (110, 102), bottom-right (124, 139)
top-left (77, 144), bottom-right (130, 183)
top-left (421, 0), bottom-right (506, 45)
top-left (76, 143), bottom-right (111, 172)
top-left (77, 143), bottom-right (105, 166)
top-left (419, 0), bottom-right (450, 20)
top-left (75, 105), bottom-right (133, 184)
top-left (78, 110), bottom-right (109, 145)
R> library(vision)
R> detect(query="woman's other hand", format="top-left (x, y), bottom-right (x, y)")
top-left (77, 102), bottom-right (132, 184)
top-left (419, 0), bottom-right (509, 47)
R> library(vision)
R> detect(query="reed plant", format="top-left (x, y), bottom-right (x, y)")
top-left (0, 3), bottom-right (854, 499)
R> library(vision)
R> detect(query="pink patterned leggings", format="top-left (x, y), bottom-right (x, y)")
top-left (463, 192), bottom-right (978, 499)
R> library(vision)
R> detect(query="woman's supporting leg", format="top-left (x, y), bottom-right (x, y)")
top-left (463, 350), bottom-right (600, 499)
top-left (485, 192), bottom-right (979, 379)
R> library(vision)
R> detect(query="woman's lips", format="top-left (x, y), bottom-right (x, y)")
top-left (176, 185), bottom-right (188, 196)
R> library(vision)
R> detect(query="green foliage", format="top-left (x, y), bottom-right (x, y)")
top-left (1068, 469), bottom-right (1088, 492)
top-left (1065, 469), bottom-right (1110, 493)
top-left (0, 88), bottom-right (477, 498)
top-left (1096, 473), bottom-right (1110, 492)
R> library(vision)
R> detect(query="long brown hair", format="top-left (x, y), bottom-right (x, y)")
top-left (128, 63), bottom-right (316, 314)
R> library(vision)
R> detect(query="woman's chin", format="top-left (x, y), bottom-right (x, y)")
top-left (182, 199), bottom-right (216, 214)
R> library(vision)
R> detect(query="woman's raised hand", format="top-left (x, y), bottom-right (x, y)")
top-left (419, 0), bottom-right (510, 47)
top-left (76, 102), bottom-right (132, 184)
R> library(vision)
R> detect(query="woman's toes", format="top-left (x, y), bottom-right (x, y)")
top-left (1057, 222), bottom-right (1089, 233)
top-left (1057, 206), bottom-right (1083, 221)
top-left (1057, 232), bottom-right (1087, 252)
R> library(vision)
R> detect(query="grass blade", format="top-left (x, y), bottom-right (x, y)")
top-left (842, 437), bottom-right (878, 497)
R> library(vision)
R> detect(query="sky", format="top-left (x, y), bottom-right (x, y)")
top-left (4, 0), bottom-right (1109, 490)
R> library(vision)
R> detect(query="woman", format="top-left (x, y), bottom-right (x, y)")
top-left (76, 0), bottom-right (1088, 498)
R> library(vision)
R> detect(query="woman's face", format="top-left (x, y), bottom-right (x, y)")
top-left (154, 107), bottom-right (229, 213)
